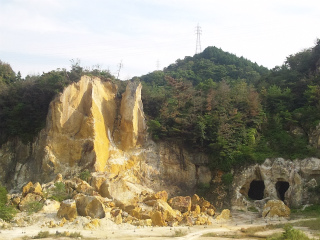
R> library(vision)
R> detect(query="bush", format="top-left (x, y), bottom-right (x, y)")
top-left (33, 231), bottom-right (50, 239)
top-left (173, 229), bottom-right (187, 237)
top-left (0, 185), bottom-right (8, 205)
top-left (50, 182), bottom-right (70, 202)
top-left (221, 173), bottom-right (233, 185)
top-left (25, 201), bottom-right (44, 214)
top-left (267, 224), bottom-right (313, 240)
top-left (0, 204), bottom-right (17, 222)
top-left (79, 169), bottom-right (91, 182)
top-left (0, 184), bottom-right (17, 221)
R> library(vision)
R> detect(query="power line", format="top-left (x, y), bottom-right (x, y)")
top-left (116, 60), bottom-right (123, 79)
top-left (195, 23), bottom-right (202, 54)
top-left (156, 59), bottom-right (160, 70)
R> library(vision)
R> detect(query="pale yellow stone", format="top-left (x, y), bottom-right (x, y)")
top-left (115, 214), bottom-right (122, 224)
top-left (216, 209), bottom-right (231, 221)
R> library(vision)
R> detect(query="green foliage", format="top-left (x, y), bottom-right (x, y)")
top-left (142, 41), bottom-right (320, 171)
top-left (50, 182), bottom-right (70, 202)
top-left (33, 230), bottom-right (82, 239)
top-left (247, 206), bottom-right (259, 212)
top-left (0, 204), bottom-right (17, 222)
top-left (0, 185), bottom-right (8, 205)
top-left (147, 119), bottom-right (162, 140)
top-left (293, 218), bottom-right (320, 231)
top-left (0, 61), bottom-right (16, 84)
top-left (56, 231), bottom-right (83, 238)
top-left (267, 224), bottom-right (314, 240)
top-left (79, 169), bottom-right (91, 182)
top-left (25, 201), bottom-right (44, 215)
top-left (33, 231), bottom-right (50, 239)
top-left (221, 173), bottom-right (233, 185)
top-left (0, 61), bottom-right (115, 146)
top-left (0, 184), bottom-right (17, 221)
top-left (173, 229), bottom-right (187, 237)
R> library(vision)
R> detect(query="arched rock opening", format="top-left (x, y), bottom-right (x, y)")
top-left (248, 180), bottom-right (265, 200)
top-left (276, 181), bottom-right (289, 201)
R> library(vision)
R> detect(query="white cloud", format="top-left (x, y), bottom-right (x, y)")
top-left (1, 0), bottom-right (320, 78)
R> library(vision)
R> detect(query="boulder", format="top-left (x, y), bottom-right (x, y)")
top-left (75, 194), bottom-right (106, 219)
top-left (115, 214), bottom-right (122, 224)
top-left (22, 182), bottom-right (33, 197)
top-left (55, 173), bottom-right (63, 182)
top-left (19, 193), bottom-right (42, 211)
top-left (207, 208), bottom-right (215, 216)
top-left (151, 211), bottom-right (166, 226)
top-left (216, 209), bottom-right (231, 221)
top-left (76, 181), bottom-right (94, 195)
top-left (31, 182), bottom-right (43, 196)
top-left (57, 199), bottom-right (77, 220)
top-left (143, 191), bottom-right (168, 203)
top-left (262, 200), bottom-right (290, 218)
top-left (168, 196), bottom-right (191, 213)
top-left (41, 199), bottom-right (60, 213)
top-left (153, 199), bottom-right (177, 221)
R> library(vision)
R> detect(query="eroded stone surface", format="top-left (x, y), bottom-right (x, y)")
top-left (232, 158), bottom-right (320, 210)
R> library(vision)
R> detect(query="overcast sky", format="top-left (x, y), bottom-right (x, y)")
top-left (1, 0), bottom-right (320, 79)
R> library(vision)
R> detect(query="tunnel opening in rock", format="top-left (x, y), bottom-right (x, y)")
top-left (248, 180), bottom-right (265, 200)
top-left (276, 181), bottom-right (289, 201)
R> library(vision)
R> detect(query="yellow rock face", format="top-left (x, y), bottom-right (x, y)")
top-left (120, 81), bottom-right (146, 151)
top-left (42, 76), bottom-right (146, 176)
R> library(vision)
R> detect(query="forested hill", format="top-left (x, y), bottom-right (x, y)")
top-left (1, 41), bottom-right (320, 172)
top-left (141, 41), bottom-right (320, 171)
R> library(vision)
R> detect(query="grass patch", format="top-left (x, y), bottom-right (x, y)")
top-left (49, 182), bottom-right (72, 202)
top-left (26, 201), bottom-right (44, 215)
top-left (79, 169), bottom-right (91, 182)
top-left (173, 229), bottom-right (187, 237)
top-left (293, 218), bottom-right (320, 231)
top-left (291, 204), bottom-right (320, 218)
top-left (33, 231), bottom-right (83, 239)
top-left (56, 231), bottom-right (83, 238)
top-left (267, 224), bottom-right (315, 240)
top-left (247, 206), bottom-right (259, 212)
top-left (0, 204), bottom-right (17, 221)
top-left (33, 231), bottom-right (50, 239)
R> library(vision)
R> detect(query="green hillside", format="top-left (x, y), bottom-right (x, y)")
top-left (141, 41), bottom-right (320, 171)
top-left (1, 40), bottom-right (320, 172)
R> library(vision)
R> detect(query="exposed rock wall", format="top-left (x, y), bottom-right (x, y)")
top-left (43, 76), bottom-right (118, 174)
top-left (0, 76), bottom-right (211, 198)
top-left (232, 158), bottom-right (320, 209)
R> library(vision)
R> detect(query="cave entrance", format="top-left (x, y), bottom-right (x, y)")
top-left (276, 181), bottom-right (289, 201)
top-left (248, 180), bottom-right (265, 200)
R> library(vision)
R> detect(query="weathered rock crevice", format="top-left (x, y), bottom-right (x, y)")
top-left (232, 158), bottom-right (320, 210)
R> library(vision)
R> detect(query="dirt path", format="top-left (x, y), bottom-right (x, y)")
top-left (0, 210), bottom-right (316, 240)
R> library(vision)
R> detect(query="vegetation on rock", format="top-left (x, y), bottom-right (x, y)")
top-left (0, 184), bottom-right (17, 221)
top-left (141, 40), bottom-right (320, 171)
top-left (1, 40), bottom-right (320, 173)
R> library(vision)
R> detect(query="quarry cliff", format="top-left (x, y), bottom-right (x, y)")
top-left (0, 76), bottom-right (211, 201)
top-left (0, 76), bottom-right (319, 210)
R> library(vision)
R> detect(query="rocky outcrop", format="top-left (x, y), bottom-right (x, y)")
top-left (262, 200), bottom-right (290, 218)
top-left (57, 199), bottom-right (77, 220)
top-left (232, 158), bottom-right (320, 210)
top-left (0, 76), bottom-right (212, 204)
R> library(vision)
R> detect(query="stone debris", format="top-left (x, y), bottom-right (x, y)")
top-left (262, 200), bottom-right (291, 218)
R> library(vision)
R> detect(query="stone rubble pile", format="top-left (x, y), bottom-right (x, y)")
top-left (7, 175), bottom-right (227, 228)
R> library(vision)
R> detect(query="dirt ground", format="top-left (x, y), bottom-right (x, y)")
top-left (0, 210), bottom-right (317, 240)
